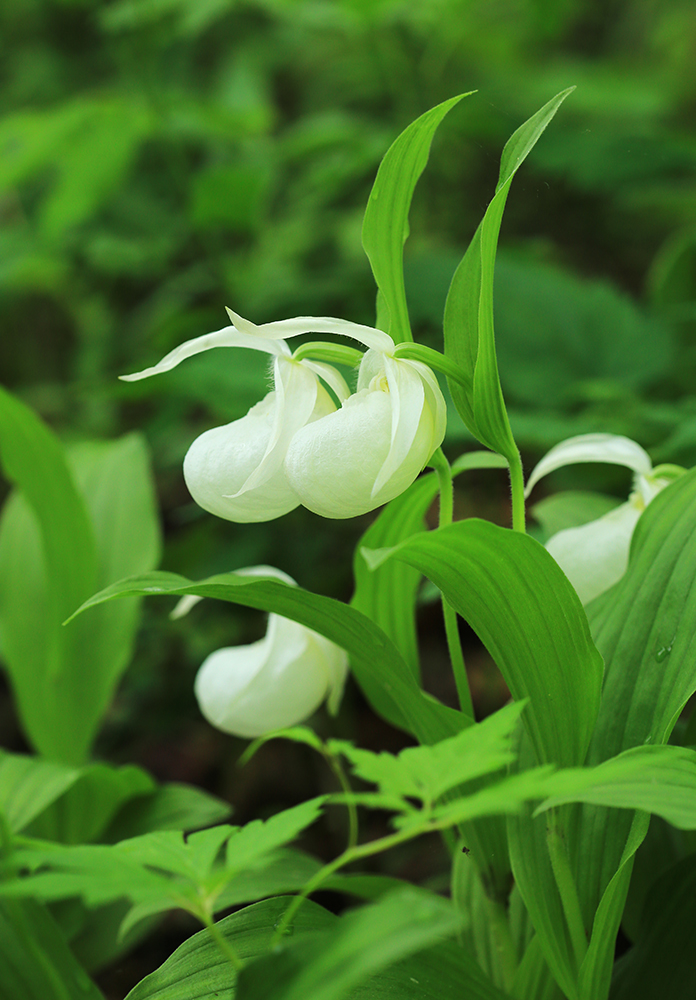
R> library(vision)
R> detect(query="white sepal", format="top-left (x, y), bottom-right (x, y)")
top-left (525, 433), bottom-right (653, 498)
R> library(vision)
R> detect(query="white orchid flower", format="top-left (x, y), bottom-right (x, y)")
top-left (122, 309), bottom-right (446, 521)
top-left (525, 433), bottom-right (675, 605)
top-left (285, 346), bottom-right (447, 518)
top-left (179, 567), bottom-right (348, 739)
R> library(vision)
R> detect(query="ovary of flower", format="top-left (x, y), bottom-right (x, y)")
top-left (284, 348), bottom-right (446, 518)
top-left (189, 567), bottom-right (348, 739)
top-left (525, 433), bottom-right (671, 605)
top-left (121, 308), bottom-right (447, 522)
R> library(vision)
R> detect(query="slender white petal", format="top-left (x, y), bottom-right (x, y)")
top-left (120, 326), bottom-right (289, 381)
top-left (546, 500), bottom-right (642, 605)
top-left (226, 308), bottom-right (394, 354)
top-left (300, 360), bottom-right (351, 403)
top-left (525, 433), bottom-right (653, 498)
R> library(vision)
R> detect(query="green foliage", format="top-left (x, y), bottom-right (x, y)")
top-left (0, 389), bottom-right (161, 764)
top-left (67, 568), bottom-right (469, 744)
top-left (443, 88), bottom-right (573, 461)
top-left (364, 519), bottom-right (603, 768)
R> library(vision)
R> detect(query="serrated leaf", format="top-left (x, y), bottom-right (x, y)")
top-left (335, 701), bottom-right (524, 804)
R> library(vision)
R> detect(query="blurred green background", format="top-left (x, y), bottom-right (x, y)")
top-left (2, 0), bottom-right (696, 816)
top-left (2, 1), bottom-right (696, 990)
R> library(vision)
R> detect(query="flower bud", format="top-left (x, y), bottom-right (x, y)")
top-left (194, 607), bottom-right (348, 739)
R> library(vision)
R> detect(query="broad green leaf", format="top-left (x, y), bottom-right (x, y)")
top-left (124, 896), bottom-right (337, 1000)
top-left (0, 400), bottom-right (160, 763)
top-left (610, 853), bottom-right (696, 1000)
top-left (0, 385), bottom-right (97, 625)
top-left (24, 762), bottom-right (156, 844)
top-left (0, 751), bottom-right (78, 833)
top-left (68, 570), bottom-right (469, 746)
top-left (365, 518), bottom-right (603, 768)
top-left (443, 89), bottom-right (574, 458)
top-left (102, 781), bottom-right (232, 842)
top-left (352, 473), bottom-right (439, 681)
top-left (568, 467), bottom-right (696, 968)
top-left (236, 887), bottom-right (465, 1000)
top-left (362, 94), bottom-right (471, 343)
top-left (0, 898), bottom-right (105, 1000)
top-left (333, 701), bottom-right (524, 805)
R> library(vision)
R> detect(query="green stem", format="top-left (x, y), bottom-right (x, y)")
top-left (508, 451), bottom-right (526, 533)
top-left (429, 449), bottom-right (474, 718)
top-left (485, 894), bottom-right (518, 993)
top-left (202, 912), bottom-right (245, 972)
top-left (325, 752), bottom-right (359, 851)
top-left (292, 342), bottom-right (364, 367)
top-left (546, 813), bottom-right (587, 973)
top-left (393, 343), bottom-right (473, 393)
top-left (272, 823), bottom-right (431, 945)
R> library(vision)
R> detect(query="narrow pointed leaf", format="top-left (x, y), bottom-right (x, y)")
top-left (362, 94), bottom-right (471, 342)
top-left (444, 89), bottom-right (574, 456)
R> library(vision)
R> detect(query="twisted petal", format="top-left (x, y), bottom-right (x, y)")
top-left (226, 307), bottom-right (394, 354)
top-left (120, 325), bottom-right (290, 381)
top-left (525, 433), bottom-right (653, 498)
top-left (194, 613), bottom-right (349, 739)
top-left (546, 500), bottom-right (642, 605)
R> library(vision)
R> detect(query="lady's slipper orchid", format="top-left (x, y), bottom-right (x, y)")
top-left (525, 433), bottom-right (675, 604)
top-left (122, 309), bottom-right (446, 521)
top-left (284, 347), bottom-right (446, 518)
top-left (184, 567), bottom-right (348, 738)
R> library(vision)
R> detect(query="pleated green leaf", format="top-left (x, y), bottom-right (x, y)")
top-left (443, 89), bottom-right (574, 458)
top-left (0, 751), bottom-right (78, 833)
top-left (364, 518), bottom-right (603, 768)
top-left (236, 888), bottom-right (504, 1000)
top-left (352, 473), bottom-right (439, 681)
top-left (68, 570), bottom-right (469, 746)
top-left (610, 853), bottom-right (696, 1000)
top-left (0, 899), bottom-right (105, 1000)
top-left (362, 94), bottom-right (471, 343)
top-left (0, 392), bottom-right (160, 763)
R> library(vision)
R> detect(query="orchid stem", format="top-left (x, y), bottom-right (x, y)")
top-left (430, 449), bottom-right (474, 719)
top-left (508, 450), bottom-right (526, 533)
